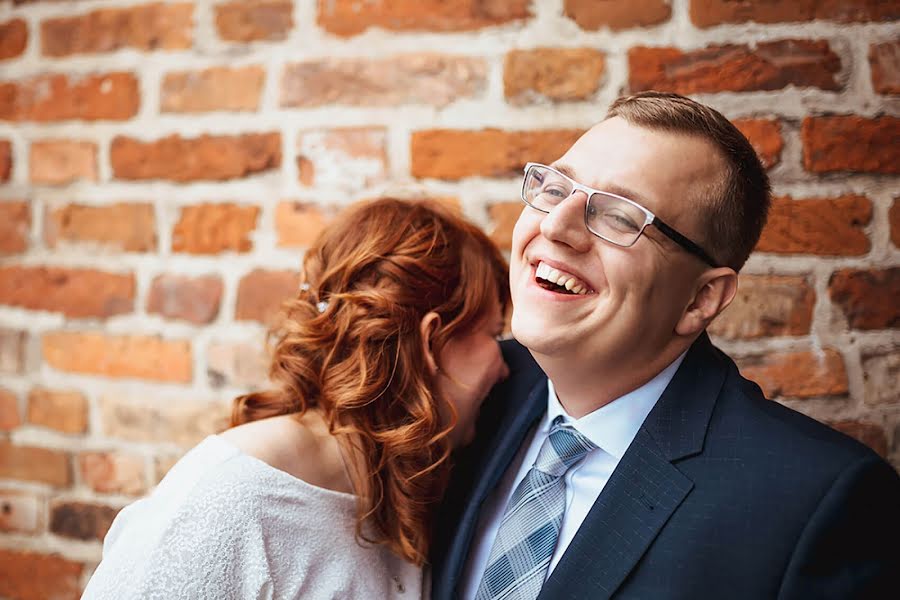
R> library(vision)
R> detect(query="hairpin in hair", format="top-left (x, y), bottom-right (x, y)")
top-left (316, 301), bottom-right (328, 313)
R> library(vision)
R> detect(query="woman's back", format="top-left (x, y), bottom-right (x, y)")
top-left (83, 418), bottom-right (425, 599)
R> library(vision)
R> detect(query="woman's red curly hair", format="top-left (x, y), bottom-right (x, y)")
top-left (231, 197), bottom-right (508, 565)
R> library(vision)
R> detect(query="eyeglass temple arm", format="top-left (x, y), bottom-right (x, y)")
top-left (651, 218), bottom-right (720, 268)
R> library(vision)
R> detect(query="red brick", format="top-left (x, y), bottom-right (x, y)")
top-left (427, 196), bottom-right (464, 214)
top-left (27, 388), bottom-right (88, 434)
top-left (0, 18), bottom-right (28, 60)
top-left (79, 451), bottom-right (146, 495)
top-left (42, 331), bottom-right (192, 383)
top-left (49, 501), bottom-right (119, 541)
top-left (737, 349), bottom-right (848, 399)
top-left (41, 3), bottom-right (193, 56)
top-left (236, 269), bottom-right (300, 324)
top-left (861, 350), bottom-right (899, 407)
top-left (870, 41), bottom-right (900, 94)
top-left (29, 139), bottom-right (97, 185)
top-left (733, 118), bottom-right (783, 169)
top-left (709, 275), bottom-right (815, 339)
top-left (0, 266), bottom-right (134, 319)
top-left (0, 139), bottom-right (10, 180)
top-left (412, 129), bottom-right (584, 180)
top-left (207, 340), bottom-right (269, 388)
top-left (629, 41), bottom-right (841, 94)
top-left (690, 0), bottom-right (899, 28)
top-left (275, 202), bottom-right (332, 248)
top-left (318, 0), bottom-right (531, 37)
top-left (44, 203), bottom-right (156, 252)
top-left (162, 66), bottom-right (265, 112)
top-left (172, 204), bottom-right (260, 254)
top-left (0, 440), bottom-right (71, 486)
top-left (281, 54), bottom-right (487, 108)
top-left (111, 132), bottom-right (281, 181)
top-left (215, 0), bottom-right (293, 42)
top-left (504, 48), bottom-right (605, 104)
top-left (828, 268), bottom-right (900, 330)
top-left (100, 395), bottom-right (230, 447)
top-left (755, 195), bottom-right (872, 256)
top-left (564, 0), bottom-right (671, 30)
top-left (0, 550), bottom-right (82, 600)
top-left (355, 194), bottom-right (463, 215)
top-left (0, 489), bottom-right (41, 533)
top-left (801, 116), bottom-right (900, 174)
top-left (296, 128), bottom-right (387, 190)
top-left (0, 201), bottom-right (30, 254)
top-left (0, 72), bottom-right (139, 121)
top-left (0, 328), bottom-right (26, 375)
top-left (828, 421), bottom-right (889, 457)
top-left (147, 274), bottom-right (223, 324)
top-left (890, 198), bottom-right (900, 248)
top-left (488, 202), bottom-right (522, 250)
top-left (0, 387), bottom-right (19, 431)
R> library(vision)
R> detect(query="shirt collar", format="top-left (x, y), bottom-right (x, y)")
top-left (544, 352), bottom-right (687, 460)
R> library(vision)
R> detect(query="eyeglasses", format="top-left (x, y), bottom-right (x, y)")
top-left (521, 163), bottom-right (720, 268)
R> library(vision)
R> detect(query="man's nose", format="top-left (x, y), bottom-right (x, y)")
top-left (539, 189), bottom-right (593, 252)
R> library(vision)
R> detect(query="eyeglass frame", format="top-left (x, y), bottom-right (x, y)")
top-left (521, 162), bottom-right (721, 268)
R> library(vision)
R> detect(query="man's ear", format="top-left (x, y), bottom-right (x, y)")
top-left (419, 311), bottom-right (442, 376)
top-left (676, 268), bottom-right (738, 336)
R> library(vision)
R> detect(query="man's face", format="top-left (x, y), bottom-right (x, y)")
top-left (509, 117), bottom-right (724, 369)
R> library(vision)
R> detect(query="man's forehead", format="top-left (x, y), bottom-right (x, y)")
top-left (554, 121), bottom-right (723, 198)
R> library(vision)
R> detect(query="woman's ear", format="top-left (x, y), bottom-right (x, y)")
top-left (419, 312), bottom-right (442, 376)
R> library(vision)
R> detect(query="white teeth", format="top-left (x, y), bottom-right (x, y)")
top-left (534, 261), bottom-right (592, 295)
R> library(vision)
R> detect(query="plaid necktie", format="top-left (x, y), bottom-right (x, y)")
top-left (475, 416), bottom-right (597, 600)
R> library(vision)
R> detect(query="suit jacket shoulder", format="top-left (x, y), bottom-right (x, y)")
top-left (432, 336), bottom-right (900, 600)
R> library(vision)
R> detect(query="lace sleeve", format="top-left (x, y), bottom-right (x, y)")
top-left (83, 471), bottom-right (273, 600)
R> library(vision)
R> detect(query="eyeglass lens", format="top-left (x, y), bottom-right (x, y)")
top-left (523, 165), bottom-right (646, 247)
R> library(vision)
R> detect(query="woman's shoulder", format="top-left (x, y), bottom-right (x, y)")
top-left (219, 412), bottom-right (354, 495)
top-left (127, 427), bottom-right (350, 535)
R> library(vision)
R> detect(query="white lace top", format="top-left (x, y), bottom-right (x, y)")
top-left (82, 435), bottom-right (426, 599)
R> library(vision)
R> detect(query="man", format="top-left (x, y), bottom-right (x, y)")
top-left (432, 92), bottom-right (899, 600)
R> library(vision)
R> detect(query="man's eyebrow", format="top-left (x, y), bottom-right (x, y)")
top-left (602, 183), bottom-right (653, 208)
top-left (549, 162), bottom-right (653, 208)
top-left (550, 162), bottom-right (577, 179)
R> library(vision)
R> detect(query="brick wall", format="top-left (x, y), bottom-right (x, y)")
top-left (0, 0), bottom-right (897, 596)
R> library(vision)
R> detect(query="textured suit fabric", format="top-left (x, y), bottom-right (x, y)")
top-left (432, 334), bottom-right (900, 600)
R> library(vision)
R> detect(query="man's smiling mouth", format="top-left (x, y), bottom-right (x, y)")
top-left (534, 261), bottom-right (594, 295)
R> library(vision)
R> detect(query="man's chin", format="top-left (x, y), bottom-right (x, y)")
top-left (511, 318), bottom-right (568, 357)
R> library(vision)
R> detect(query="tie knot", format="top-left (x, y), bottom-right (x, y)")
top-left (532, 417), bottom-right (596, 478)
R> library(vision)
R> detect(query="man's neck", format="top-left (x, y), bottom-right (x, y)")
top-left (531, 342), bottom-right (691, 419)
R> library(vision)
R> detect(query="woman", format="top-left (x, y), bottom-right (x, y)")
top-left (83, 198), bottom-right (510, 599)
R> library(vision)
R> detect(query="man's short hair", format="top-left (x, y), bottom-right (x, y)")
top-left (606, 91), bottom-right (771, 271)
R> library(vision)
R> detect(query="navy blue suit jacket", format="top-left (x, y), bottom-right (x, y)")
top-left (431, 334), bottom-right (900, 599)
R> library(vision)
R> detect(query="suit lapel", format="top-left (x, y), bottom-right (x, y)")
top-left (538, 428), bottom-right (692, 599)
top-left (437, 373), bottom-right (548, 598)
top-left (538, 334), bottom-right (727, 599)
top-left (472, 377), bottom-right (548, 500)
